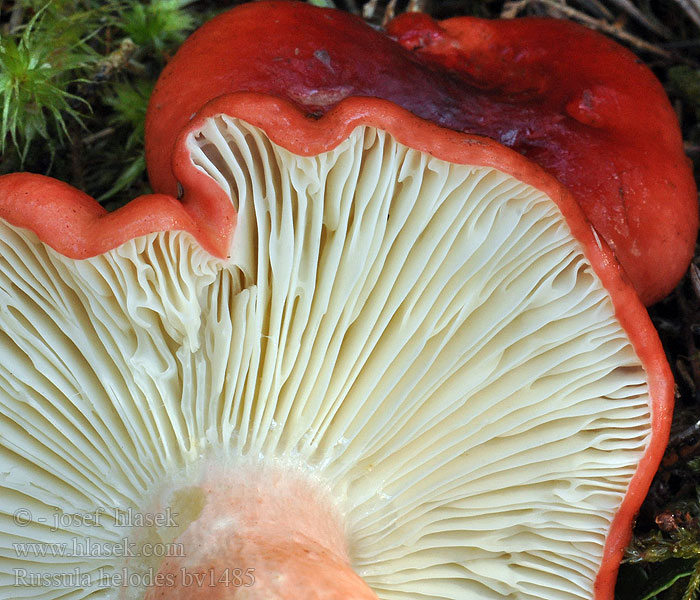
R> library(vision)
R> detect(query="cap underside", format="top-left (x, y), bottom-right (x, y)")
top-left (0, 116), bottom-right (651, 599)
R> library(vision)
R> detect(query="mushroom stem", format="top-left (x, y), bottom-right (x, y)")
top-left (144, 467), bottom-right (376, 599)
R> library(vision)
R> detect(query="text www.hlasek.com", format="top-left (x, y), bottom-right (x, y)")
top-left (13, 538), bottom-right (184, 558)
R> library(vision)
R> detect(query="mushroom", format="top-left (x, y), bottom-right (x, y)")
top-left (146, 1), bottom-right (698, 306)
top-left (0, 3), bottom-right (681, 600)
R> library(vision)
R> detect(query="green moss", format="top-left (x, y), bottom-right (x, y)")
top-left (669, 66), bottom-right (700, 120)
top-left (0, 6), bottom-right (93, 161)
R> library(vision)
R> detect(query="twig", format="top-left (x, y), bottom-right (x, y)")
top-left (670, 420), bottom-right (700, 447)
top-left (382, 0), bottom-right (399, 26)
top-left (535, 0), bottom-right (675, 60)
top-left (685, 142), bottom-right (700, 157)
top-left (690, 264), bottom-right (700, 300)
top-left (577, 0), bottom-right (614, 21)
top-left (8, 1), bottom-right (23, 33)
top-left (606, 0), bottom-right (671, 38)
top-left (362, 0), bottom-right (378, 20)
top-left (83, 128), bottom-right (115, 145)
top-left (407, 0), bottom-right (427, 12)
top-left (93, 38), bottom-right (137, 83)
top-left (674, 0), bottom-right (700, 30)
top-left (501, 0), bottom-right (531, 18)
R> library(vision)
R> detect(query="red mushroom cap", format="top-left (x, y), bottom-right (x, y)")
top-left (146, 1), bottom-right (698, 305)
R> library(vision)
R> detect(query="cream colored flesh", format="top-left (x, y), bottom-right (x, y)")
top-left (0, 117), bottom-right (651, 599)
